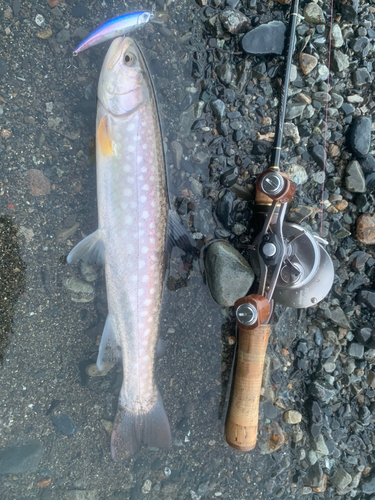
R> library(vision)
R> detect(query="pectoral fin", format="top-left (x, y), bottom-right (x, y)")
top-left (97, 115), bottom-right (114, 157)
top-left (67, 230), bottom-right (104, 265)
top-left (166, 211), bottom-right (196, 255)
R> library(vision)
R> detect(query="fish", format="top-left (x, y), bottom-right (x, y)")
top-left (67, 37), bottom-right (192, 460)
top-left (73, 11), bottom-right (151, 55)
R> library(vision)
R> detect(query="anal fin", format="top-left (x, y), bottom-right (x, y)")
top-left (97, 316), bottom-right (121, 371)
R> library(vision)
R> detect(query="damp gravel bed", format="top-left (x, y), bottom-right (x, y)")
top-left (1, 0), bottom-right (375, 499)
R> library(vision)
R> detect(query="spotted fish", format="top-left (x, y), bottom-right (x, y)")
top-left (67, 37), bottom-right (190, 460)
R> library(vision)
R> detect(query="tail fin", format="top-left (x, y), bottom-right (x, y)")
top-left (111, 393), bottom-right (172, 461)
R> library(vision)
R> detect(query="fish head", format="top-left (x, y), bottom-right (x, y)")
top-left (98, 37), bottom-right (148, 116)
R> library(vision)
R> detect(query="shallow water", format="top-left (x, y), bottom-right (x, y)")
top-left (1, 1), bottom-right (308, 499)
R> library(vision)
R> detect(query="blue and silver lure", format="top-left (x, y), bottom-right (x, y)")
top-left (73, 11), bottom-right (151, 54)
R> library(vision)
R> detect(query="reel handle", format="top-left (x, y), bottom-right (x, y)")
top-left (225, 323), bottom-right (271, 451)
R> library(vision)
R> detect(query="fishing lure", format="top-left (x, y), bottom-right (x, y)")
top-left (73, 11), bottom-right (151, 54)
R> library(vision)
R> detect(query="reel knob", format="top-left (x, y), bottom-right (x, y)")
top-left (256, 169), bottom-right (295, 203)
top-left (234, 295), bottom-right (271, 330)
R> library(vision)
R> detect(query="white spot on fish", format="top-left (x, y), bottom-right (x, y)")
top-left (140, 195), bottom-right (147, 203)
top-left (139, 348), bottom-right (145, 354)
top-left (126, 243), bottom-right (134, 253)
top-left (151, 255), bottom-right (157, 262)
top-left (128, 145), bottom-right (135, 152)
top-left (142, 275), bottom-right (149, 283)
top-left (139, 260), bottom-right (145, 268)
top-left (140, 311), bottom-right (147, 317)
top-left (142, 144), bottom-right (148, 150)
top-left (127, 123), bottom-right (135, 132)
top-left (142, 373), bottom-right (147, 378)
top-left (145, 299), bottom-right (152, 306)
top-left (142, 184), bottom-right (149, 191)
top-left (139, 229), bottom-right (145, 236)
top-left (123, 164), bottom-right (131, 172)
top-left (149, 288), bottom-right (156, 294)
top-left (128, 176), bottom-right (135, 184)
top-left (144, 329), bottom-right (150, 336)
top-left (142, 340), bottom-right (148, 346)
top-left (144, 355), bottom-right (150, 361)
top-left (124, 188), bottom-right (132, 197)
top-left (120, 202), bottom-right (127, 210)
top-left (150, 175), bottom-right (155, 182)
top-left (141, 167), bottom-right (147, 173)
top-left (137, 156), bottom-right (143, 164)
top-left (141, 247), bottom-right (148, 254)
top-left (147, 317), bottom-right (153, 323)
top-left (120, 230), bottom-right (127, 237)
top-left (149, 222), bottom-right (155, 229)
top-left (141, 121), bottom-right (146, 127)
top-left (125, 215), bottom-right (132, 225)
top-left (130, 201), bottom-right (137, 209)
top-left (142, 211), bottom-right (149, 219)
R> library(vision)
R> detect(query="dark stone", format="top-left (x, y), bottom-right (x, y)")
top-left (359, 155), bottom-right (375, 174)
top-left (311, 145), bottom-right (326, 168)
top-left (51, 414), bottom-right (78, 435)
top-left (233, 130), bottom-right (243, 142)
top-left (303, 462), bottom-right (323, 487)
top-left (216, 62), bottom-right (232, 86)
top-left (305, 399), bottom-right (323, 437)
top-left (354, 326), bottom-right (374, 346)
top-left (12, 0), bottom-right (21, 16)
top-left (263, 402), bottom-right (278, 420)
top-left (307, 379), bottom-right (336, 403)
top-left (220, 167), bottom-right (239, 188)
top-left (339, 0), bottom-right (359, 23)
top-left (219, 8), bottom-right (252, 34)
top-left (347, 116), bottom-right (372, 159)
top-left (357, 290), bottom-right (375, 310)
top-left (0, 58), bottom-right (7, 78)
top-left (341, 103), bottom-right (355, 115)
top-left (176, 417), bottom-right (189, 431)
top-left (0, 442), bottom-right (43, 474)
top-left (366, 173), bottom-right (375, 192)
top-left (242, 21), bottom-right (286, 56)
top-left (71, 3), bottom-right (87, 17)
top-left (359, 407), bottom-right (371, 426)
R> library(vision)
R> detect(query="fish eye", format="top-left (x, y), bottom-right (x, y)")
top-left (124, 52), bottom-right (136, 66)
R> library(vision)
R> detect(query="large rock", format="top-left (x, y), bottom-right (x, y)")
top-left (204, 241), bottom-right (254, 307)
top-left (242, 21), bottom-right (286, 55)
top-left (357, 213), bottom-right (375, 245)
top-left (0, 441), bottom-right (43, 474)
top-left (219, 8), bottom-right (251, 34)
top-left (347, 116), bottom-right (372, 158)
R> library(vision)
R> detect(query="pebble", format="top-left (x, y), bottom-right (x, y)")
top-left (310, 434), bottom-right (329, 456)
top-left (24, 169), bottom-right (51, 196)
top-left (65, 277), bottom-right (95, 303)
top-left (36, 28), bottom-right (53, 39)
top-left (332, 50), bottom-right (349, 72)
top-left (348, 342), bottom-right (364, 359)
top-left (258, 422), bottom-right (287, 454)
top-left (56, 29), bottom-right (70, 43)
top-left (283, 410), bottom-right (302, 424)
top-left (287, 165), bottom-right (307, 186)
top-left (79, 261), bottom-right (98, 282)
top-left (299, 53), bottom-right (318, 75)
top-left (358, 290), bottom-right (375, 310)
top-left (331, 468), bottom-right (352, 491)
top-left (52, 414), bottom-right (78, 435)
top-left (141, 479), bottom-right (152, 494)
top-left (242, 21), bottom-right (286, 55)
top-left (219, 8), bottom-right (251, 34)
top-left (180, 101), bottom-right (204, 136)
top-left (345, 160), bottom-right (366, 193)
top-left (303, 3), bottom-right (325, 25)
top-left (332, 23), bottom-right (344, 48)
top-left (216, 62), bottom-right (232, 85)
top-left (303, 462), bottom-right (323, 487)
top-left (55, 222), bottom-right (80, 243)
top-left (65, 492), bottom-right (98, 500)
top-left (347, 116), bottom-right (372, 158)
top-left (0, 441), bottom-right (43, 474)
top-left (362, 469), bottom-right (375, 495)
top-left (204, 241), bottom-right (254, 307)
top-left (356, 213), bottom-right (375, 245)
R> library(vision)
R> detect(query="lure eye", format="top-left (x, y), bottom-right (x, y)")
top-left (124, 52), bottom-right (136, 66)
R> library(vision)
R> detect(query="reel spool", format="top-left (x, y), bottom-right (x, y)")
top-left (250, 222), bottom-right (334, 309)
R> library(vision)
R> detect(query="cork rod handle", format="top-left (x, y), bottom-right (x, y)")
top-left (225, 324), bottom-right (271, 451)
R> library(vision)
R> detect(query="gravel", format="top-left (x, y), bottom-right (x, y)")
top-left (1, 0), bottom-right (375, 499)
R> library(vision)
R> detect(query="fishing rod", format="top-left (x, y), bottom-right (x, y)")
top-left (224, 0), bottom-right (334, 451)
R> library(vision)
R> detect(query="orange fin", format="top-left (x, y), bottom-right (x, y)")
top-left (97, 115), bottom-right (114, 157)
